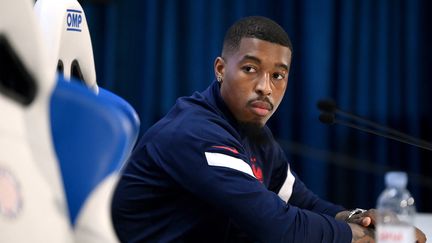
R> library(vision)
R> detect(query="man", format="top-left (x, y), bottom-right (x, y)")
top-left (112, 16), bottom-right (425, 242)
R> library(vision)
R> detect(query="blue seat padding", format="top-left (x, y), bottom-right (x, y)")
top-left (50, 78), bottom-right (139, 225)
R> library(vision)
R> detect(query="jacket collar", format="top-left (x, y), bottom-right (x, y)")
top-left (203, 80), bottom-right (241, 131)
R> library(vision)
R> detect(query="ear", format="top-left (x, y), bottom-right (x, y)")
top-left (214, 57), bottom-right (225, 80)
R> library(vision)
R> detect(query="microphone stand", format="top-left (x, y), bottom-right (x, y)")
top-left (317, 100), bottom-right (432, 152)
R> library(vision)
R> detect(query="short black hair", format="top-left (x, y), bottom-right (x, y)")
top-left (222, 16), bottom-right (293, 57)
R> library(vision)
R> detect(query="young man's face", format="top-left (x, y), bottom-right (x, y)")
top-left (215, 37), bottom-right (292, 127)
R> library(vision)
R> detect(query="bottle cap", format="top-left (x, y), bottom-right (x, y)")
top-left (385, 171), bottom-right (408, 188)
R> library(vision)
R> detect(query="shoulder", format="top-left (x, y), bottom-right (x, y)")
top-left (140, 105), bottom-right (247, 171)
top-left (143, 98), bottom-right (240, 154)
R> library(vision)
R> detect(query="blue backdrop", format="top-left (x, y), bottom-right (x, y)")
top-left (82, 0), bottom-right (432, 212)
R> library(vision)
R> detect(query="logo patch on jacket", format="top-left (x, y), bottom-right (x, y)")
top-left (250, 157), bottom-right (263, 183)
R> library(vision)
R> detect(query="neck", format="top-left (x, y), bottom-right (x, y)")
top-left (238, 122), bottom-right (269, 144)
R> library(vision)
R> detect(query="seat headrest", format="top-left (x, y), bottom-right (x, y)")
top-left (0, 0), bottom-right (55, 106)
top-left (34, 0), bottom-right (98, 93)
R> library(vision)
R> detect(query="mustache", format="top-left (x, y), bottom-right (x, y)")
top-left (247, 97), bottom-right (274, 111)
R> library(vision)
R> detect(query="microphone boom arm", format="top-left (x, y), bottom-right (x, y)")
top-left (335, 119), bottom-right (432, 152)
top-left (317, 98), bottom-right (432, 152)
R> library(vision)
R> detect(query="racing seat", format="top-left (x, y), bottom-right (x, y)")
top-left (34, 0), bottom-right (98, 93)
top-left (34, 0), bottom-right (140, 242)
top-left (0, 0), bottom-right (73, 242)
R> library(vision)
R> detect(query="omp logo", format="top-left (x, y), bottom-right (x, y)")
top-left (66, 9), bottom-right (82, 32)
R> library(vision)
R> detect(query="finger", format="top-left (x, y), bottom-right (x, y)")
top-left (358, 209), bottom-right (377, 227)
top-left (348, 215), bottom-right (371, 227)
top-left (362, 209), bottom-right (377, 226)
top-left (415, 227), bottom-right (427, 243)
top-left (361, 217), bottom-right (371, 227)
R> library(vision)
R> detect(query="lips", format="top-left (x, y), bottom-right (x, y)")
top-left (249, 100), bottom-right (272, 117)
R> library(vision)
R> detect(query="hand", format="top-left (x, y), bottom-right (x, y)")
top-left (348, 223), bottom-right (375, 243)
top-left (348, 209), bottom-right (376, 228)
top-left (338, 209), bottom-right (427, 243)
top-left (350, 209), bottom-right (426, 243)
top-left (335, 209), bottom-right (376, 228)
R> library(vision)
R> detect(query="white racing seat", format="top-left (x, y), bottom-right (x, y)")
top-left (34, 0), bottom-right (98, 93)
top-left (34, 0), bottom-right (140, 242)
top-left (0, 0), bottom-right (73, 242)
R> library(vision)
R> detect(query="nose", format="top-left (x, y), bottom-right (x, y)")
top-left (255, 73), bottom-right (272, 96)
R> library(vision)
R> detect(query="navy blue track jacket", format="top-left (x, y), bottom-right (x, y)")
top-left (112, 81), bottom-right (352, 242)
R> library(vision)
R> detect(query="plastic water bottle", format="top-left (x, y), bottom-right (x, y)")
top-left (376, 171), bottom-right (416, 243)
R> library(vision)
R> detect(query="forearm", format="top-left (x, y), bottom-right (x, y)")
top-left (287, 178), bottom-right (345, 217)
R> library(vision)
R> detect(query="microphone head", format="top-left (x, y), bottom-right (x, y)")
top-left (317, 99), bottom-right (337, 112)
top-left (319, 112), bottom-right (335, 125)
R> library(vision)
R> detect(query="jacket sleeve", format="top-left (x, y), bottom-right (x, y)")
top-left (288, 171), bottom-right (346, 217)
top-left (150, 124), bottom-right (352, 243)
top-left (269, 144), bottom-right (346, 217)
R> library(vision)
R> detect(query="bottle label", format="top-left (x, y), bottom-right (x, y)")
top-left (376, 225), bottom-right (415, 243)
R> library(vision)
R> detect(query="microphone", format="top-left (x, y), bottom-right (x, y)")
top-left (317, 99), bottom-right (337, 113)
top-left (318, 99), bottom-right (413, 141)
top-left (317, 99), bottom-right (432, 152)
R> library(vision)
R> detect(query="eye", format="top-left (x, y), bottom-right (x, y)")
top-left (242, 65), bottom-right (257, 73)
top-left (272, 72), bottom-right (285, 80)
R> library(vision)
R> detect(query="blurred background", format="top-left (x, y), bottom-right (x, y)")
top-left (79, 0), bottom-right (432, 212)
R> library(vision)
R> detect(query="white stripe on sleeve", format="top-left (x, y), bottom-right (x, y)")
top-left (204, 152), bottom-right (255, 178)
top-left (278, 165), bottom-right (295, 203)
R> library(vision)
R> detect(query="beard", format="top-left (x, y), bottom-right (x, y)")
top-left (238, 121), bottom-right (270, 145)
